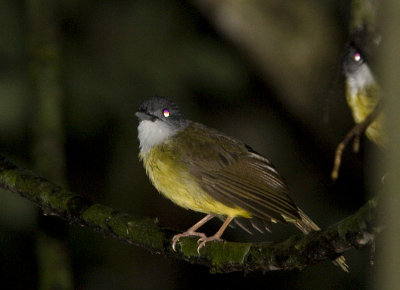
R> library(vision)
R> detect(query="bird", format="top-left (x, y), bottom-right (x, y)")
top-left (342, 43), bottom-right (386, 147)
top-left (136, 96), bottom-right (348, 271)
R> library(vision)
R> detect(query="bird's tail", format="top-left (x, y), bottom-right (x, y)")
top-left (294, 209), bottom-right (349, 272)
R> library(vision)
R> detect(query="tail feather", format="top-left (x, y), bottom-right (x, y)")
top-left (227, 217), bottom-right (272, 235)
top-left (294, 208), bottom-right (321, 233)
top-left (294, 209), bottom-right (349, 272)
top-left (332, 256), bottom-right (349, 272)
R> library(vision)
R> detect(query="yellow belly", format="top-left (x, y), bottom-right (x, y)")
top-left (140, 145), bottom-right (251, 218)
top-left (346, 86), bottom-right (386, 147)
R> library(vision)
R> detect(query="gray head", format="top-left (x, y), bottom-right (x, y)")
top-left (342, 44), bottom-right (367, 77)
top-left (342, 44), bottom-right (375, 90)
top-left (136, 96), bottom-right (189, 154)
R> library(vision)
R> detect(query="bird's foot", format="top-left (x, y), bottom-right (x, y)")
top-left (197, 235), bottom-right (223, 254)
top-left (172, 231), bottom-right (207, 251)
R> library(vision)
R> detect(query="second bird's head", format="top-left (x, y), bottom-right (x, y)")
top-left (136, 96), bottom-right (189, 154)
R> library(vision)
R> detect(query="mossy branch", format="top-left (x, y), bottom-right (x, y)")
top-left (349, 0), bottom-right (381, 56)
top-left (0, 156), bottom-right (378, 273)
top-left (350, 0), bottom-right (379, 34)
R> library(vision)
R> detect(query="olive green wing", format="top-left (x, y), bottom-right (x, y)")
top-left (200, 151), bottom-right (300, 223)
top-left (174, 122), bottom-right (300, 223)
top-left (361, 83), bottom-right (381, 113)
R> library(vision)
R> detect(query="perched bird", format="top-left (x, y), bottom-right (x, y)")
top-left (342, 43), bottom-right (386, 147)
top-left (136, 96), bottom-right (348, 271)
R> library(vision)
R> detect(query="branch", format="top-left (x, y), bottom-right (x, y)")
top-left (0, 156), bottom-right (378, 273)
top-left (349, 0), bottom-right (380, 51)
top-left (191, 0), bottom-right (338, 136)
top-left (331, 102), bottom-right (382, 180)
top-left (27, 0), bottom-right (72, 288)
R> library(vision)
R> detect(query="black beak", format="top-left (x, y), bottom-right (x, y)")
top-left (135, 111), bottom-right (154, 121)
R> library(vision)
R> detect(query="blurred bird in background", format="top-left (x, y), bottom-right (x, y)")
top-left (342, 43), bottom-right (386, 147)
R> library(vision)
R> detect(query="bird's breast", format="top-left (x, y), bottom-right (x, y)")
top-left (345, 82), bottom-right (386, 146)
top-left (140, 144), bottom-right (251, 217)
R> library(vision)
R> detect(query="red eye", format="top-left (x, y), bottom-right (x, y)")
top-left (354, 52), bottom-right (361, 62)
top-left (163, 109), bottom-right (170, 118)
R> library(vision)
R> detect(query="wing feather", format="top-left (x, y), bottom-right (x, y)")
top-left (172, 122), bottom-right (300, 223)
top-left (203, 157), bottom-right (300, 222)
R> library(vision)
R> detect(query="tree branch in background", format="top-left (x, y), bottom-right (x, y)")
top-left (191, 0), bottom-right (338, 139)
top-left (377, 0), bottom-right (400, 288)
top-left (349, 0), bottom-right (380, 52)
top-left (331, 103), bottom-right (382, 181)
top-left (27, 0), bottom-right (72, 288)
top-left (0, 156), bottom-right (379, 273)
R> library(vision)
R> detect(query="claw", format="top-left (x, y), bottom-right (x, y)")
top-left (196, 235), bottom-right (223, 254)
top-left (172, 236), bottom-right (180, 252)
top-left (171, 231), bottom-right (207, 251)
top-left (171, 214), bottom-right (232, 254)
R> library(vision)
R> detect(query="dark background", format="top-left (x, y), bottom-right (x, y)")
top-left (0, 1), bottom-right (381, 289)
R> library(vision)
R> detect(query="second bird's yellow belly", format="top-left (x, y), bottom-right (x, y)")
top-left (346, 87), bottom-right (386, 146)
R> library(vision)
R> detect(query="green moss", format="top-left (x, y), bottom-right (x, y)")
top-left (177, 238), bottom-right (252, 273)
top-left (125, 218), bottom-right (165, 250)
top-left (0, 156), bottom-right (380, 273)
top-left (81, 205), bottom-right (165, 250)
top-left (81, 204), bottom-right (114, 229)
top-left (203, 241), bottom-right (252, 273)
top-left (0, 170), bottom-right (18, 189)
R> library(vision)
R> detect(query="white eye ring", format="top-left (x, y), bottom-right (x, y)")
top-left (163, 109), bottom-right (170, 118)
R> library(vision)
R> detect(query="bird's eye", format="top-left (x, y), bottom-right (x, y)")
top-left (162, 109), bottom-right (170, 118)
top-left (353, 52), bottom-right (361, 62)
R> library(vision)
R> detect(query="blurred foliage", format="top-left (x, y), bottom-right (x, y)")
top-left (376, 0), bottom-right (400, 289)
top-left (0, 0), bottom-right (383, 289)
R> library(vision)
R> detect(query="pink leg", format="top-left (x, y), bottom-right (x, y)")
top-left (172, 214), bottom-right (215, 251)
top-left (197, 216), bottom-right (234, 253)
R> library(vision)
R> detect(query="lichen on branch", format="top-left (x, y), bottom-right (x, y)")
top-left (0, 156), bottom-right (378, 273)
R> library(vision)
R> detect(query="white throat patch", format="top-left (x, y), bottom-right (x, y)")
top-left (347, 63), bottom-right (375, 96)
top-left (138, 120), bottom-right (176, 154)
